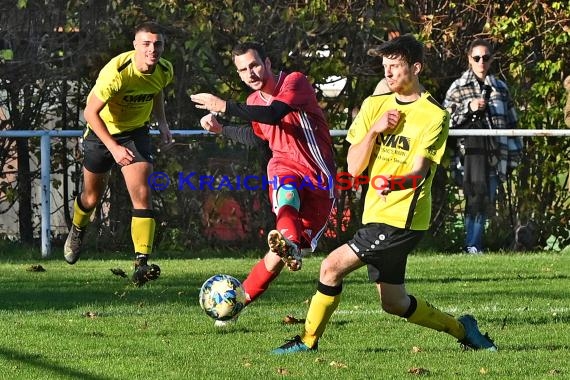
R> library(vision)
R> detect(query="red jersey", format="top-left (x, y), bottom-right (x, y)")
top-left (248, 71), bottom-right (336, 198)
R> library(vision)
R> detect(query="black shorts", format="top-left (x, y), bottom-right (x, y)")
top-left (347, 223), bottom-right (424, 284)
top-left (82, 127), bottom-right (153, 173)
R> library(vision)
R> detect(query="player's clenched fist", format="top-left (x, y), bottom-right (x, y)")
top-left (371, 109), bottom-right (400, 134)
top-left (200, 113), bottom-right (222, 134)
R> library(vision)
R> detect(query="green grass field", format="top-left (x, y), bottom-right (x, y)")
top-left (0, 247), bottom-right (568, 379)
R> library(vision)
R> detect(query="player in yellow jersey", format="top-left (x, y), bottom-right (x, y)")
top-left (64, 21), bottom-right (173, 286)
top-left (273, 34), bottom-right (497, 353)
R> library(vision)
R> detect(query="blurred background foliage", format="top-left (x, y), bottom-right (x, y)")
top-left (0, 0), bottom-right (568, 255)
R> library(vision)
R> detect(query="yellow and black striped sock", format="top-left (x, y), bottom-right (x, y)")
top-left (72, 195), bottom-right (94, 228)
top-left (404, 295), bottom-right (465, 339)
top-left (131, 209), bottom-right (155, 255)
top-left (301, 282), bottom-right (342, 348)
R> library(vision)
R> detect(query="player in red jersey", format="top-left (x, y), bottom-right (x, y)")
top-left (191, 41), bottom-right (336, 326)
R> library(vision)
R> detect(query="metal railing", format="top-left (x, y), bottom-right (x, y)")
top-left (1, 128), bottom-right (569, 257)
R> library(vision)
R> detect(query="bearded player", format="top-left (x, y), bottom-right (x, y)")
top-left (191, 41), bottom-right (336, 326)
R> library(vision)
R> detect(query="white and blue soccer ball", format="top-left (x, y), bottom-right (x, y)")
top-left (199, 274), bottom-right (246, 321)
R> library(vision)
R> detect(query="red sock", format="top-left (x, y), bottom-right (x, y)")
top-left (276, 205), bottom-right (301, 244)
top-left (242, 259), bottom-right (279, 304)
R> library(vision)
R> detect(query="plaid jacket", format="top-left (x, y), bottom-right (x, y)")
top-left (444, 69), bottom-right (523, 178)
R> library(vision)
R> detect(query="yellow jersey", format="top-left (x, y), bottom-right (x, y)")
top-left (346, 91), bottom-right (449, 230)
top-left (87, 50), bottom-right (173, 135)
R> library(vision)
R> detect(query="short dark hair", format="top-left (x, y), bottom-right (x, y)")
top-left (467, 39), bottom-right (493, 55)
top-left (374, 34), bottom-right (424, 66)
top-left (135, 21), bottom-right (164, 36)
top-left (231, 41), bottom-right (267, 61)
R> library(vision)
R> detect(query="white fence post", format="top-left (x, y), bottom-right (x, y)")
top-left (40, 133), bottom-right (51, 257)
top-left (0, 130), bottom-right (82, 257)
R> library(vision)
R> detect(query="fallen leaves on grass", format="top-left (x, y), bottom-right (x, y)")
top-left (83, 311), bottom-right (99, 318)
top-left (283, 315), bottom-right (305, 324)
top-left (276, 367), bottom-right (289, 375)
top-left (26, 264), bottom-right (45, 272)
top-left (329, 361), bottom-right (348, 369)
top-left (408, 367), bottom-right (429, 375)
top-left (110, 268), bottom-right (127, 278)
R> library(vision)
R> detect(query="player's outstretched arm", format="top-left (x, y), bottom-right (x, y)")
top-left (191, 93), bottom-right (293, 125)
top-left (190, 93), bottom-right (227, 114)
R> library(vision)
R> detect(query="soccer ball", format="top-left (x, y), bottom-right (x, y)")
top-left (199, 274), bottom-right (246, 321)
